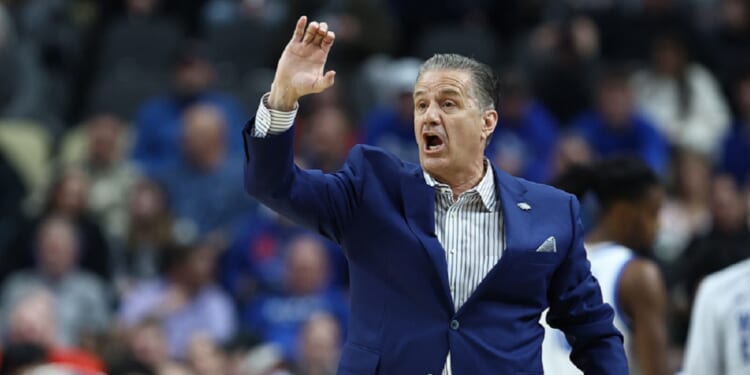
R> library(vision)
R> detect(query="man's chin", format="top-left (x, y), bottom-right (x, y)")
top-left (420, 157), bottom-right (450, 176)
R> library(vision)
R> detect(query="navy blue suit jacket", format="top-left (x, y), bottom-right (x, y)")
top-left (242, 120), bottom-right (628, 374)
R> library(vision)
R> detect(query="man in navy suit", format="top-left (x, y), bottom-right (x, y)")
top-left (242, 16), bottom-right (628, 374)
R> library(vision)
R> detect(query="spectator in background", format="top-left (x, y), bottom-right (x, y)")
top-left (572, 66), bottom-right (670, 174)
top-left (298, 106), bottom-right (354, 173)
top-left (130, 44), bottom-right (246, 174)
top-left (294, 313), bottom-right (341, 375)
top-left (655, 151), bottom-right (712, 265)
top-left (0, 152), bottom-right (26, 260)
top-left (119, 179), bottom-right (175, 289)
top-left (703, 0), bottom-right (750, 97)
top-left (185, 333), bottom-right (227, 375)
top-left (154, 103), bottom-right (254, 238)
top-left (361, 58), bottom-right (420, 163)
top-left (0, 3), bottom-right (47, 124)
top-left (118, 242), bottom-right (236, 359)
top-left (243, 235), bottom-right (348, 362)
top-left (528, 17), bottom-right (599, 124)
top-left (721, 71), bottom-right (750, 187)
top-left (72, 112), bottom-right (140, 242)
top-left (3, 168), bottom-right (111, 282)
top-left (0, 216), bottom-right (111, 348)
top-left (485, 69), bottom-right (559, 183)
top-left (673, 174), bottom-right (750, 343)
top-left (221, 212), bottom-right (348, 307)
top-left (121, 318), bottom-right (180, 374)
top-left (1, 288), bottom-right (105, 374)
top-left (632, 32), bottom-right (730, 156)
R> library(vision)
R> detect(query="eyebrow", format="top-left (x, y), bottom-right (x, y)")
top-left (413, 88), bottom-right (463, 99)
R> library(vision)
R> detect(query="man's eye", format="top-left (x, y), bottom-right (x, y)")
top-left (443, 101), bottom-right (455, 108)
top-left (416, 102), bottom-right (427, 110)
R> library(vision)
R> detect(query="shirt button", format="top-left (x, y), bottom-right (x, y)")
top-left (450, 319), bottom-right (460, 330)
top-left (449, 249), bottom-right (456, 254)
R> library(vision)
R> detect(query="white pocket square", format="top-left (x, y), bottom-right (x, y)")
top-left (535, 236), bottom-right (557, 253)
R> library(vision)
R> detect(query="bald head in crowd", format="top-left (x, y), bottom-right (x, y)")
top-left (181, 104), bottom-right (227, 170)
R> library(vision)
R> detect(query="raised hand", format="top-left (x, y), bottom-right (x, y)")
top-left (268, 16), bottom-right (336, 111)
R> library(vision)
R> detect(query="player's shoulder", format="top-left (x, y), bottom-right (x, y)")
top-left (700, 258), bottom-right (750, 294)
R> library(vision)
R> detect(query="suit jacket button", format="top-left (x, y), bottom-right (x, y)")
top-left (450, 319), bottom-right (460, 330)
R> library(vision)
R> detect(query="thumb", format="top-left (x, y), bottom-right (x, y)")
top-left (314, 70), bottom-right (336, 92)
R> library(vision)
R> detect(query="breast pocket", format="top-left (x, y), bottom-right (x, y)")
top-left (338, 343), bottom-right (381, 375)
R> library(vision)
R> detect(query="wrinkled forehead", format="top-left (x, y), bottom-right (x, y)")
top-left (413, 69), bottom-right (473, 100)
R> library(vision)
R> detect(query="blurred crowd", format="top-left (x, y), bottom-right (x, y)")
top-left (0, 0), bottom-right (749, 374)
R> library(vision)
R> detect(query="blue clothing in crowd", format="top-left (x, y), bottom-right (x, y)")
top-left (242, 288), bottom-right (349, 361)
top-left (721, 122), bottom-right (750, 186)
top-left (221, 213), bottom-right (349, 300)
top-left (153, 157), bottom-right (255, 235)
top-left (486, 101), bottom-right (559, 183)
top-left (131, 92), bottom-right (246, 174)
top-left (573, 111), bottom-right (670, 174)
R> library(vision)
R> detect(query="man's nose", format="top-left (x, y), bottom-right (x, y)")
top-left (423, 102), bottom-right (441, 125)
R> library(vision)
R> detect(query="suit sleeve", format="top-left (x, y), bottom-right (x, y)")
top-left (545, 196), bottom-right (629, 374)
top-left (242, 117), bottom-right (364, 244)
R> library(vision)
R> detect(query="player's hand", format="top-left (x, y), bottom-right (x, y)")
top-left (268, 16), bottom-right (336, 111)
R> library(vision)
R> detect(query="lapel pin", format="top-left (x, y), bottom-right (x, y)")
top-left (517, 202), bottom-right (532, 211)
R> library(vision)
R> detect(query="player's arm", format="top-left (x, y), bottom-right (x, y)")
top-left (619, 258), bottom-right (671, 375)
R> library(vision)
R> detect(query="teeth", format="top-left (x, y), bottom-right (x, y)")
top-left (428, 144), bottom-right (439, 150)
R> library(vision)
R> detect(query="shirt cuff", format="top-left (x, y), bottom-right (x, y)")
top-left (251, 92), bottom-right (298, 137)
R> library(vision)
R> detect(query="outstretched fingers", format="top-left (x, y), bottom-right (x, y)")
top-left (321, 31), bottom-right (335, 53)
top-left (312, 22), bottom-right (328, 46)
top-left (303, 21), bottom-right (319, 44)
top-left (291, 15), bottom-right (307, 42)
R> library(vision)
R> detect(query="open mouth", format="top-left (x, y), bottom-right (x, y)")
top-left (423, 134), bottom-right (445, 153)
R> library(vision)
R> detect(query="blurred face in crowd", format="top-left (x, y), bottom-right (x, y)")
top-left (181, 244), bottom-right (217, 290)
top-left (285, 236), bottom-right (329, 295)
top-left (130, 179), bottom-right (167, 223)
top-left (127, 0), bottom-right (158, 16)
top-left (597, 79), bottom-right (633, 127)
top-left (173, 57), bottom-right (215, 98)
top-left (51, 169), bottom-right (89, 216)
top-left (87, 113), bottom-right (125, 167)
top-left (413, 70), bottom-right (497, 182)
top-left (653, 38), bottom-right (687, 77)
top-left (36, 217), bottom-right (79, 279)
top-left (676, 151), bottom-right (711, 202)
top-left (554, 135), bottom-right (593, 177)
top-left (181, 104), bottom-right (226, 170)
top-left (721, 0), bottom-right (749, 30)
top-left (306, 106), bottom-right (351, 172)
top-left (711, 175), bottom-right (747, 233)
top-left (129, 320), bottom-right (169, 367)
top-left (298, 314), bottom-right (341, 374)
top-left (7, 291), bottom-right (57, 348)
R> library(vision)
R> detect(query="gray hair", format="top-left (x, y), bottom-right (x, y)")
top-left (417, 53), bottom-right (499, 111)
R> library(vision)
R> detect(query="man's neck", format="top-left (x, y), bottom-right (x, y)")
top-left (431, 159), bottom-right (487, 200)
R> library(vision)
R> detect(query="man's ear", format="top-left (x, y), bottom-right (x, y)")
top-left (481, 109), bottom-right (498, 142)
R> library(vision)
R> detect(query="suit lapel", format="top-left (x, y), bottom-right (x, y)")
top-left (455, 164), bottom-right (532, 316)
top-left (400, 170), bottom-right (455, 313)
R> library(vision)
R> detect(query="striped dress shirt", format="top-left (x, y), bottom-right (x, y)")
top-left (253, 93), bottom-right (506, 375)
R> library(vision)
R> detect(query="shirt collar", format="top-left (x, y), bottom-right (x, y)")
top-left (423, 159), bottom-right (498, 211)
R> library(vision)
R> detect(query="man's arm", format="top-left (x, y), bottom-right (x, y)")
top-left (546, 196), bottom-right (629, 374)
top-left (619, 258), bottom-right (671, 375)
top-left (243, 17), bottom-right (364, 243)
